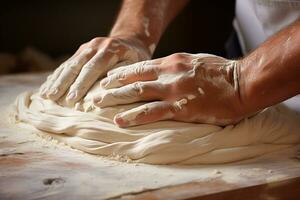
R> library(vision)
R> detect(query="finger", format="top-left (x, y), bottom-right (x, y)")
top-left (42, 44), bottom-right (87, 96)
top-left (93, 81), bottom-right (164, 108)
top-left (100, 61), bottom-right (160, 89)
top-left (39, 66), bottom-right (64, 98)
top-left (114, 101), bottom-right (175, 127)
top-left (40, 73), bottom-right (54, 97)
top-left (65, 50), bottom-right (120, 104)
top-left (46, 48), bottom-right (96, 101)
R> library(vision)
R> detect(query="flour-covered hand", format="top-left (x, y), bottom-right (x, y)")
top-left (95, 53), bottom-right (248, 127)
top-left (39, 36), bottom-right (151, 104)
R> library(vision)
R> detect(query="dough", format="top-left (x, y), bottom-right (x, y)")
top-left (12, 80), bottom-right (300, 165)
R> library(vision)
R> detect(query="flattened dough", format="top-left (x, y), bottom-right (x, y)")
top-left (12, 81), bottom-right (300, 165)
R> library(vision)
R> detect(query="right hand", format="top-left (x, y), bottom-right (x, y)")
top-left (39, 35), bottom-right (151, 104)
top-left (95, 53), bottom-right (246, 127)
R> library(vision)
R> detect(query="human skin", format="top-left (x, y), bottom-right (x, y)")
top-left (40, 0), bottom-right (300, 128)
top-left (95, 20), bottom-right (300, 127)
top-left (39, 0), bottom-right (190, 105)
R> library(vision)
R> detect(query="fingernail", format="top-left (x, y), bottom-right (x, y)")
top-left (114, 115), bottom-right (129, 127)
top-left (66, 91), bottom-right (76, 100)
top-left (93, 96), bottom-right (102, 104)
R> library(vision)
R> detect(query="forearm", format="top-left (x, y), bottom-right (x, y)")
top-left (240, 20), bottom-right (300, 114)
top-left (110, 0), bottom-right (189, 56)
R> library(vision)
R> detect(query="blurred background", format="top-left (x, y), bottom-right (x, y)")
top-left (0, 0), bottom-right (235, 74)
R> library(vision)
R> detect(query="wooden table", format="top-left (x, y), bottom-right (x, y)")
top-left (1, 72), bottom-right (300, 200)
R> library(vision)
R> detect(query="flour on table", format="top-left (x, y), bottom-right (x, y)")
top-left (11, 80), bottom-right (300, 165)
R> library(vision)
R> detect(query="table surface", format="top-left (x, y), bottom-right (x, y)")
top-left (1, 72), bottom-right (300, 200)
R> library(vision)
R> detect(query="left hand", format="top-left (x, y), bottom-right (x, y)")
top-left (94, 53), bottom-right (247, 127)
top-left (39, 35), bottom-right (151, 104)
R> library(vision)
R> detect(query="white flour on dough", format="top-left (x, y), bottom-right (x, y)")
top-left (12, 80), bottom-right (300, 165)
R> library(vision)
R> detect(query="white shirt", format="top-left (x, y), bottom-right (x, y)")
top-left (235, 0), bottom-right (300, 113)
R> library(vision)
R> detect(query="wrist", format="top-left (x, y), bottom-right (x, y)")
top-left (110, 33), bottom-right (154, 59)
top-left (226, 59), bottom-right (253, 120)
top-left (238, 56), bottom-right (265, 116)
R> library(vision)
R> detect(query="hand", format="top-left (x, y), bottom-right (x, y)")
top-left (39, 35), bottom-right (151, 104)
top-left (95, 53), bottom-right (248, 127)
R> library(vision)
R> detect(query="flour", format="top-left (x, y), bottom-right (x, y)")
top-left (148, 43), bottom-right (156, 54)
top-left (173, 98), bottom-right (188, 111)
top-left (95, 82), bottom-right (143, 107)
top-left (143, 17), bottom-right (150, 37)
top-left (115, 104), bottom-right (149, 126)
top-left (100, 74), bottom-right (123, 89)
top-left (84, 104), bottom-right (95, 113)
top-left (13, 52), bottom-right (300, 165)
top-left (198, 87), bottom-right (205, 95)
top-left (187, 94), bottom-right (196, 100)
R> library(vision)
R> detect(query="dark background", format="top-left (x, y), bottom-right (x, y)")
top-left (0, 0), bottom-right (235, 60)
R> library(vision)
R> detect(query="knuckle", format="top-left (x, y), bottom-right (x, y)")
top-left (60, 62), bottom-right (68, 70)
top-left (101, 38), bottom-right (117, 49)
top-left (131, 61), bottom-right (149, 75)
top-left (65, 63), bottom-right (81, 76)
top-left (115, 71), bottom-right (126, 80)
top-left (107, 38), bottom-right (126, 52)
top-left (170, 53), bottom-right (185, 60)
top-left (111, 38), bottom-right (123, 48)
top-left (134, 64), bottom-right (146, 75)
top-left (82, 63), bottom-right (96, 72)
top-left (82, 47), bottom-right (97, 55)
top-left (68, 65), bottom-right (79, 72)
top-left (132, 81), bottom-right (145, 95)
top-left (79, 43), bottom-right (87, 50)
top-left (106, 37), bottom-right (115, 45)
top-left (89, 37), bottom-right (103, 45)
top-left (149, 65), bottom-right (160, 75)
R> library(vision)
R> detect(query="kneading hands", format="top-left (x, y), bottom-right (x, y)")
top-left (96, 53), bottom-right (246, 127)
top-left (39, 35), bottom-right (151, 105)
top-left (39, 0), bottom-right (300, 128)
